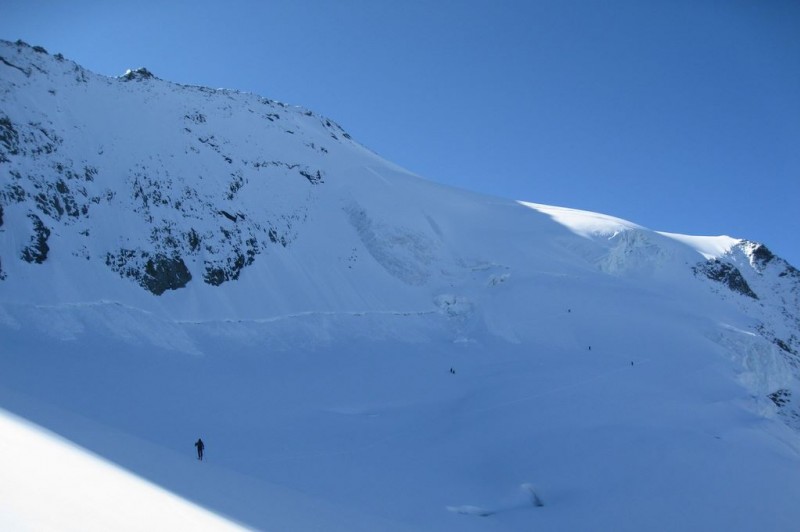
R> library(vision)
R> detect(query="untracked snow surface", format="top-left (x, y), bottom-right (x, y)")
top-left (2, 39), bottom-right (800, 531)
top-left (0, 408), bottom-right (244, 531)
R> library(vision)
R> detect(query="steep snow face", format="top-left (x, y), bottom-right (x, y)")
top-left (693, 240), bottom-right (800, 388)
top-left (722, 242), bottom-right (800, 370)
top-left (657, 232), bottom-right (741, 260)
top-left (2, 39), bottom-right (800, 531)
top-left (524, 201), bottom-right (800, 421)
top-left (0, 39), bottom-right (361, 311)
top-left (523, 201), bottom-right (731, 281)
top-left (1, 39), bottom-right (576, 323)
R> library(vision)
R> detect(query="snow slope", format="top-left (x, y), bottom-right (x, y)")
top-left (0, 408), bottom-right (245, 532)
top-left (2, 39), bottom-right (800, 531)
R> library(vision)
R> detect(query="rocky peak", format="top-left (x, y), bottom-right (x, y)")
top-left (121, 67), bottom-right (156, 81)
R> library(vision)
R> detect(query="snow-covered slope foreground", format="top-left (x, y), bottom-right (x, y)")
top-left (0, 408), bottom-right (245, 531)
top-left (2, 39), bottom-right (800, 531)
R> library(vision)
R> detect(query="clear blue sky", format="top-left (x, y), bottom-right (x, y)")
top-left (3, 0), bottom-right (799, 265)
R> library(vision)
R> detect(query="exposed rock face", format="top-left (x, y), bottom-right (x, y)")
top-left (0, 114), bottom-right (20, 161)
top-left (693, 259), bottom-right (758, 299)
top-left (121, 67), bottom-right (155, 81)
top-left (202, 234), bottom-right (258, 286)
top-left (106, 249), bottom-right (191, 295)
top-left (20, 214), bottom-right (50, 264)
top-left (0, 38), bottom-right (344, 294)
top-left (143, 254), bottom-right (192, 295)
top-left (768, 388), bottom-right (800, 430)
top-left (691, 241), bottom-right (800, 413)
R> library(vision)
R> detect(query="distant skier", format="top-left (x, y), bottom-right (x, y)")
top-left (195, 438), bottom-right (205, 461)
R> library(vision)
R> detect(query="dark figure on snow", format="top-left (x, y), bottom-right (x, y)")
top-left (195, 438), bottom-right (205, 461)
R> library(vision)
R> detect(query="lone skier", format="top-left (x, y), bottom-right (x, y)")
top-left (195, 438), bottom-right (205, 461)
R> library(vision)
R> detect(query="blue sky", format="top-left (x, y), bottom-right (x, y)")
top-left (2, 0), bottom-right (798, 265)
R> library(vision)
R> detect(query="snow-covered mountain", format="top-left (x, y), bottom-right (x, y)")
top-left (2, 39), bottom-right (800, 531)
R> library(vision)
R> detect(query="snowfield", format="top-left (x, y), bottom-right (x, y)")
top-left (0, 408), bottom-right (245, 531)
top-left (1, 39), bottom-right (800, 531)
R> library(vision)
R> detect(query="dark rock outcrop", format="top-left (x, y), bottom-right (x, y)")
top-left (143, 254), bottom-right (192, 295)
top-left (121, 67), bottom-right (155, 81)
top-left (106, 249), bottom-right (191, 295)
top-left (21, 213), bottom-right (51, 263)
top-left (694, 259), bottom-right (758, 299)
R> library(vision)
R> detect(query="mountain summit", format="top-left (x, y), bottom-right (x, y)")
top-left (2, 39), bottom-right (800, 531)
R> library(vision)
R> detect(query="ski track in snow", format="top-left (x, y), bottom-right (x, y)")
top-left (174, 307), bottom-right (440, 325)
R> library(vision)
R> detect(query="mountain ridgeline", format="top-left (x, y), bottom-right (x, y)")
top-left (1, 40), bottom-right (343, 294)
top-left (2, 39), bottom-right (800, 530)
top-left (2, 37), bottom-right (799, 394)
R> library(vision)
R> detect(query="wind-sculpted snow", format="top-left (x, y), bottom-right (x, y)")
top-left (2, 39), bottom-right (800, 531)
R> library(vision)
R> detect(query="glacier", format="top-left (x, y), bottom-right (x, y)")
top-left (1, 39), bottom-right (800, 531)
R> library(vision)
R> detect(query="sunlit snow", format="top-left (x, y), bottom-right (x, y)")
top-left (0, 409), bottom-right (243, 531)
top-left (1, 39), bottom-right (799, 531)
